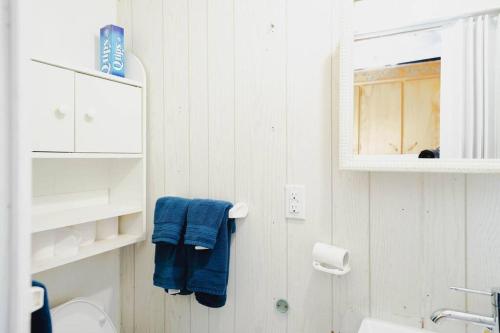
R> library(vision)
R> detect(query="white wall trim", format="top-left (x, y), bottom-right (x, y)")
top-left (7, 0), bottom-right (32, 331)
top-left (0, 1), bottom-right (10, 330)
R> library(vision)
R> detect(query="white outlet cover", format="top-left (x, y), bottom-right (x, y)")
top-left (285, 185), bottom-right (305, 220)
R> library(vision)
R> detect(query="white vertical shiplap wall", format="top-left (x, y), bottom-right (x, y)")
top-left (287, 0), bottom-right (333, 331)
top-left (466, 176), bottom-right (500, 333)
top-left (32, 0), bottom-right (118, 69)
top-left (119, 0), bottom-right (500, 333)
top-left (233, 0), bottom-right (287, 332)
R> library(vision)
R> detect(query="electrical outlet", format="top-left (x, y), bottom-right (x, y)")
top-left (285, 185), bottom-right (305, 220)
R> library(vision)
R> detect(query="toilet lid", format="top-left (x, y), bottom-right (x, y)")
top-left (51, 298), bottom-right (116, 333)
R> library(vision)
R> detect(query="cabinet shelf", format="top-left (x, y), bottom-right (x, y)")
top-left (31, 58), bottom-right (143, 88)
top-left (32, 203), bottom-right (143, 233)
top-left (32, 234), bottom-right (143, 274)
top-left (32, 152), bottom-right (143, 159)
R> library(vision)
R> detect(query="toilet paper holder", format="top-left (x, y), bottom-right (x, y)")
top-left (312, 242), bottom-right (351, 276)
top-left (312, 261), bottom-right (351, 275)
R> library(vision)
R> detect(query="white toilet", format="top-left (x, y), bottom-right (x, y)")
top-left (51, 298), bottom-right (116, 333)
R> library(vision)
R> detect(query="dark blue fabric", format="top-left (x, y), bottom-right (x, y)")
top-left (184, 199), bottom-right (233, 249)
top-left (195, 292), bottom-right (226, 308)
top-left (31, 280), bottom-right (52, 333)
top-left (154, 241), bottom-right (193, 294)
top-left (152, 197), bottom-right (190, 245)
top-left (185, 199), bottom-right (235, 308)
top-left (153, 196), bottom-right (192, 293)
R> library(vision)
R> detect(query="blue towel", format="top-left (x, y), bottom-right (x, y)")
top-left (154, 240), bottom-right (193, 295)
top-left (31, 280), bottom-right (52, 333)
top-left (184, 199), bottom-right (232, 249)
top-left (152, 197), bottom-right (190, 245)
top-left (152, 196), bottom-right (192, 294)
top-left (185, 199), bottom-right (235, 308)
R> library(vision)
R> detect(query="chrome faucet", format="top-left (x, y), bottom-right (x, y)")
top-left (431, 287), bottom-right (500, 332)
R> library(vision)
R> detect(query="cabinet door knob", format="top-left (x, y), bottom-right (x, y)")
top-left (54, 106), bottom-right (68, 118)
top-left (85, 109), bottom-right (96, 121)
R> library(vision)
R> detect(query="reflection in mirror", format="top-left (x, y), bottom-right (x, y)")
top-left (353, 9), bottom-right (500, 159)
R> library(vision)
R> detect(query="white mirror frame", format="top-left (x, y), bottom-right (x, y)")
top-left (339, 0), bottom-right (500, 173)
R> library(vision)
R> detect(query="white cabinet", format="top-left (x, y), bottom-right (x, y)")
top-left (75, 74), bottom-right (142, 153)
top-left (32, 60), bottom-right (143, 154)
top-left (32, 62), bottom-right (75, 152)
top-left (31, 54), bottom-right (146, 274)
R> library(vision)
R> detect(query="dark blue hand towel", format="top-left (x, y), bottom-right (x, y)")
top-left (152, 197), bottom-right (190, 245)
top-left (154, 238), bottom-right (193, 295)
top-left (31, 280), bottom-right (52, 333)
top-left (184, 199), bottom-right (233, 249)
top-left (152, 196), bottom-right (192, 294)
top-left (185, 199), bottom-right (235, 308)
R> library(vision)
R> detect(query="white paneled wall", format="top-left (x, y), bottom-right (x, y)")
top-left (32, 0), bottom-right (118, 69)
top-left (118, 1), bottom-right (500, 333)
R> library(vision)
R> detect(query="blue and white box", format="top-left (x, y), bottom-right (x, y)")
top-left (100, 25), bottom-right (125, 77)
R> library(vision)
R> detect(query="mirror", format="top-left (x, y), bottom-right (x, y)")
top-left (354, 33), bottom-right (441, 157)
top-left (340, 0), bottom-right (500, 172)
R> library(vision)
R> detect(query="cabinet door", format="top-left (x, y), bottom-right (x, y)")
top-left (32, 62), bottom-right (75, 152)
top-left (403, 78), bottom-right (440, 154)
top-left (75, 74), bottom-right (142, 153)
top-left (358, 82), bottom-right (402, 155)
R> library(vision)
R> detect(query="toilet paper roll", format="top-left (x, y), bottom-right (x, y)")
top-left (73, 222), bottom-right (96, 247)
top-left (312, 242), bottom-right (351, 275)
top-left (54, 228), bottom-right (79, 258)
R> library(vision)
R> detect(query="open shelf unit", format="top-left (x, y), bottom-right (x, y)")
top-left (33, 203), bottom-right (143, 233)
top-left (32, 234), bottom-right (142, 274)
top-left (31, 156), bottom-right (146, 274)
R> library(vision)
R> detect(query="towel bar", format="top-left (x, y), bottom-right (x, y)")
top-left (228, 202), bottom-right (248, 219)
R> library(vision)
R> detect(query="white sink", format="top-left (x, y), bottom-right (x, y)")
top-left (359, 318), bottom-right (436, 333)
